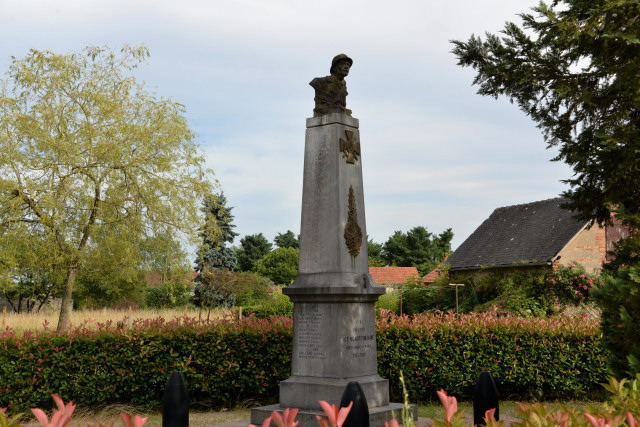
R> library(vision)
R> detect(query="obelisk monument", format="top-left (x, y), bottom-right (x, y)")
top-left (251, 54), bottom-right (413, 427)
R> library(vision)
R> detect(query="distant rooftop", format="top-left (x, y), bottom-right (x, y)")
top-left (447, 197), bottom-right (588, 271)
top-left (369, 266), bottom-right (420, 285)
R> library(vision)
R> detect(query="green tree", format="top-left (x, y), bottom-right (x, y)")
top-left (382, 226), bottom-right (453, 276)
top-left (451, 0), bottom-right (640, 375)
top-left (235, 233), bottom-right (272, 272)
top-left (451, 0), bottom-right (640, 261)
top-left (0, 45), bottom-right (214, 330)
top-left (194, 192), bottom-right (238, 273)
top-left (0, 225), bottom-right (65, 312)
top-left (367, 237), bottom-right (385, 267)
top-left (254, 247), bottom-right (299, 285)
top-left (593, 266), bottom-right (640, 377)
top-left (139, 232), bottom-right (190, 285)
top-left (274, 230), bottom-right (299, 249)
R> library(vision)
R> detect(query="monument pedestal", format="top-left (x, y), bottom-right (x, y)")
top-left (251, 114), bottom-right (415, 426)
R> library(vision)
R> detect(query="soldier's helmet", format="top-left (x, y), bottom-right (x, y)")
top-left (330, 54), bottom-right (353, 74)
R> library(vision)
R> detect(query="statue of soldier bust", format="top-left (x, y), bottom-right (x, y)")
top-left (310, 54), bottom-right (353, 117)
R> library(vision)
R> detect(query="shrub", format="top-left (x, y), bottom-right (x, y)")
top-left (253, 248), bottom-right (299, 286)
top-left (375, 290), bottom-right (400, 314)
top-left (0, 311), bottom-right (607, 412)
top-left (547, 263), bottom-right (602, 306)
top-left (244, 288), bottom-right (293, 319)
top-left (376, 310), bottom-right (607, 402)
top-left (0, 316), bottom-right (292, 413)
top-left (144, 281), bottom-right (192, 309)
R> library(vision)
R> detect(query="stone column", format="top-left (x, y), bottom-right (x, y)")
top-left (251, 113), bottom-right (413, 426)
top-left (280, 113), bottom-right (388, 408)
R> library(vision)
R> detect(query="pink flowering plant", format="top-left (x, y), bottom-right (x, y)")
top-left (547, 263), bottom-right (603, 305)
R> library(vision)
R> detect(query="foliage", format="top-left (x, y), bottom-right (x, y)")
top-left (0, 315), bottom-right (293, 413)
top-left (0, 311), bottom-right (607, 413)
top-left (375, 290), bottom-right (400, 314)
top-left (382, 227), bottom-right (453, 276)
top-left (144, 281), bottom-right (192, 310)
top-left (451, 0), bottom-right (640, 265)
top-left (367, 238), bottom-right (385, 267)
top-left (0, 225), bottom-right (65, 313)
top-left (194, 192), bottom-right (238, 274)
top-left (138, 233), bottom-right (191, 286)
top-left (73, 227), bottom-right (148, 309)
top-left (593, 266), bottom-right (640, 378)
top-left (191, 270), bottom-right (270, 313)
top-left (0, 45), bottom-right (214, 330)
top-left (547, 263), bottom-right (602, 306)
top-left (376, 310), bottom-right (607, 402)
top-left (253, 247), bottom-right (299, 286)
top-left (243, 289), bottom-right (293, 319)
top-left (235, 233), bottom-right (273, 272)
top-left (273, 231), bottom-right (299, 249)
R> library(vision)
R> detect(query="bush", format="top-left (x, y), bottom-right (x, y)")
top-left (547, 263), bottom-right (602, 306)
top-left (243, 288), bottom-right (293, 319)
top-left (191, 270), bottom-right (272, 310)
top-left (253, 248), bottom-right (299, 286)
top-left (144, 281), bottom-right (192, 309)
top-left (593, 266), bottom-right (640, 378)
top-left (375, 290), bottom-right (400, 313)
top-left (376, 310), bottom-right (607, 402)
top-left (0, 316), bottom-right (292, 413)
top-left (0, 311), bottom-right (607, 412)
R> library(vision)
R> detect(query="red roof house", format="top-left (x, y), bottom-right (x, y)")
top-left (369, 267), bottom-right (420, 287)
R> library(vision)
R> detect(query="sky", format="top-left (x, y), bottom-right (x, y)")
top-left (0, 0), bottom-right (574, 251)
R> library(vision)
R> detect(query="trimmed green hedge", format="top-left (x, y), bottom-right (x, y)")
top-left (376, 311), bottom-right (608, 401)
top-left (0, 317), bottom-right (292, 412)
top-left (0, 312), bottom-right (608, 413)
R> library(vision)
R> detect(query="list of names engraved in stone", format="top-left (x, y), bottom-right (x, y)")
top-left (297, 308), bottom-right (325, 360)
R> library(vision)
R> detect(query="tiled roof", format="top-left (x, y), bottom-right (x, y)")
top-left (423, 264), bottom-right (447, 283)
top-left (369, 267), bottom-right (420, 285)
top-left (447, 197), bottom-right (588, 271)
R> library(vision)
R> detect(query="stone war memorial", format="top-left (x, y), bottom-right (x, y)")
top-left (251, 55), bottom-right (416, 426)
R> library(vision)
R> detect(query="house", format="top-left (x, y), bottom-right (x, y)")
top-left (369, 267), bottom-right (420, 287)
top-left (446, 197), bottom-right (625, 277)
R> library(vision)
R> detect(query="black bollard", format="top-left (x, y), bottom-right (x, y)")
top-left (339, 381), bottom-right (369, 427)
top-left (473, 371), bottom-right (499, 426)
top-left (162, 371), bottom-right (189, 427)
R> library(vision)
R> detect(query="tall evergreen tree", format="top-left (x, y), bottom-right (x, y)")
top-left (382, 226), bottom-right (453, 276)
top-left (235, 233), bottom-right (273, 272)
top-left (274, 230), bottom-right (300, 249)
top-left (451, 0), bottom-right (640, 376)
top-left (194, 192), bottom-right (238, 273)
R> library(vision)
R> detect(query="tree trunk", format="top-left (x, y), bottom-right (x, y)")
top-left (56, 267), bottom-right (77, 332)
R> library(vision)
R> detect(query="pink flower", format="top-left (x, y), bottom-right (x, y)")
top-left (627, 412), bottom-right (638, 427)
top-left (436, 389), bottom-right (458, 426)
top-left (31, 395), bottom-right (76, 427)
top-left (316, 401), bottom-right (352, 427)
top-left (270, 408), bottom-right (299, 427)
top-left (484, 408), bottom-right (497, 423)
top-left (120, 413), bottom-right (148, 427)
top-left (385, 419), bottom-right (400, 427)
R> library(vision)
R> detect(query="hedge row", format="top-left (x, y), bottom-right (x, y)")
top-left (376, 310), bottom-right (608, 401)
top-left (0, 312), bottom-right (608, 413)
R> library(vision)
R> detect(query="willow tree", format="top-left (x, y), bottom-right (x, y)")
top-left (0, 45), bottom-right (215, 330)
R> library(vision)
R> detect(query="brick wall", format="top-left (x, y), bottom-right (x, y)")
top-left (556, 223), bottom-right (605, 273)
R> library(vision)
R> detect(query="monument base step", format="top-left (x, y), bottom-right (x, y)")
top-left (251, 402), bottom-right (416, 427)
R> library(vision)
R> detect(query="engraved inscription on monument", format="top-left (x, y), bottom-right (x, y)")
top-left (297, 306), bottom-right (326, 360)
top-left (342, 319), bottom-right (376, 359)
